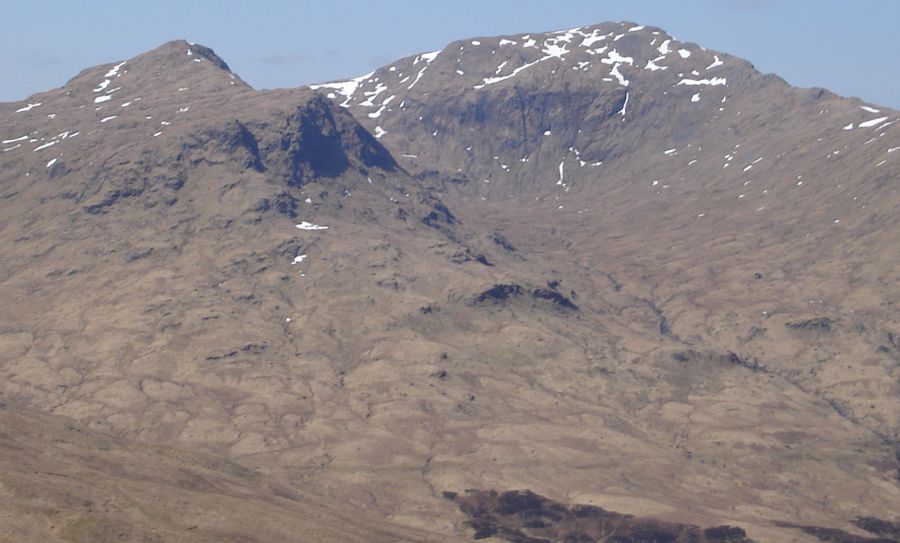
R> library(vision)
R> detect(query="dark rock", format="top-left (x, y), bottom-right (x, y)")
top-left (490, 231), bottom-right (517, 252)
top-left (475, 254), bottom-right (493, 266)
top-left (531, 288), bottom-right (578, 310)
top-left (724, 352), bottom-right (763, 373)
top-left (853, 517), bottom-right (900, 539)
top-left (216, 120), bottom-right (265, 171)
top-left (124, 247), bottom-right (154, 262)
top-left (495, 490), bottom-right (554, 518)
top-left (446, 489), bottom-right (755, 543)
top-left (704, 526), bottom-right (749, 542)
top-left (475, 284), bottom-right (523, 303)
top-left (776, 521), bottom-right (899, 543)
top-left (252, 192), bottom-right (299, 218)
top-left (631, 531), bottom-right (677, 543)
top-left (422, 201), bottom-right (457, 228)
top-left (449, 248), bottom-right (492, 266)
top-left (785, 317), bottom-right (835, 332)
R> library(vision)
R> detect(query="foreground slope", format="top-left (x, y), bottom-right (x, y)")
top-left (0, 404), bottom-right (462, 543)
top-left (0, 26), bottom-right (898, 543)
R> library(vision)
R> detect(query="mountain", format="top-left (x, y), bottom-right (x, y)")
top-left (1, 24), bottom-right (899, 543)
top-left (316, 21), bottom-right (896, 199)
top-left (0, 38), bottom-right (481, 542)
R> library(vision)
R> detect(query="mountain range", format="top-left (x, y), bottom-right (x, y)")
top-left (1, 21), bottom-right (898, 543)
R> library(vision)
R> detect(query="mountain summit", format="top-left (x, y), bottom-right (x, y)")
top-left (315, 21), bottom-right (893, 199)
top-left (1, 22), bottom-right (899, 543)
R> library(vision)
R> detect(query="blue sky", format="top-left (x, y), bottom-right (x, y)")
top-left (1, 0), bottom-right (898, 108)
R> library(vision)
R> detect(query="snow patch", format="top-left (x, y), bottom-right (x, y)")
top-left (658, 39), bottom-right (672, 55)
top-left (104, 61), bottom-right (126, 78)
top-left (406, 51), bottom-right (440, 90)
top-left (600, 50), bottom-right (633, 87)
top-left (475, 37), bottom-right (575, 89)
top-left (476, 55), bottom-right (546, 88)
top-left (367, 95), bottom-right (395, 119)
top-left (15, 102), bottom-right (42, 113)
top-left (620, 91), bottom-right (629, 116)
top-left (295, 222), bottom-right (329, 231)
top-left (609, 64), bottom-right (628, 86)
top-left (602, 50), bottom-right (634, 65)
top-left (33, 140), bottom-right (57, 151)
top-left (557, 160), bottom-right (568, 190)
top-left (677, 77), bottom-right (726, 86)
top-left (859, 116), bottom-right (888, 128)
top-left (310, 70), bottom-right (375, 107)
top-left (580, 29), bottom-right (607, 47)
top-left (644, 57), bottom-right (667, 71)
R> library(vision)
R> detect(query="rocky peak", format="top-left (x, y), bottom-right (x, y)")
top-left (306, 21), bottom-right (767, 194)
top-left (312, 21), bottom-right (751, 118)
top-left (143, 39), bottom-right (234, 72)
top-left (1, 40), bottom-right (250, 129)
top-left (0, 41), bottom-right (405, 228)
top-left (310, 20), bottom-right (897, 226)
top-left (64, 39), bottom-right (250, 100)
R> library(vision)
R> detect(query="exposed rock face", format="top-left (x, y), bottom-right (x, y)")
top-left (1, 23), bottom-right (899, 543)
